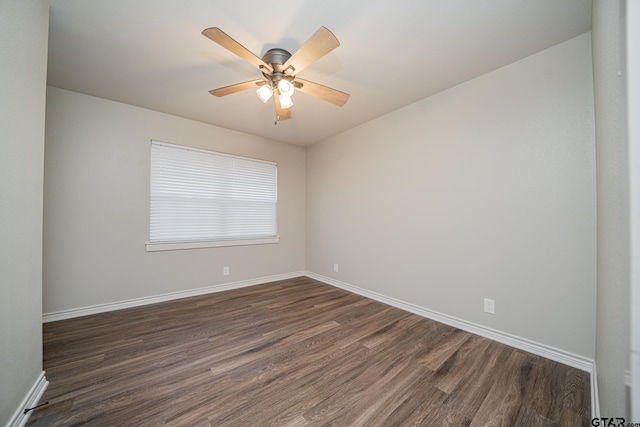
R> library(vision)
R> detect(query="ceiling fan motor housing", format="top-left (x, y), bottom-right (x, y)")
top-left (261, 48), bottom-right (294, 81)
top-left (262, 48), bottom-right (292, 68)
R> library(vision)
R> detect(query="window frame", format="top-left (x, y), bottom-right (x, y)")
top-left (146, 140), bottom-right (279, 252)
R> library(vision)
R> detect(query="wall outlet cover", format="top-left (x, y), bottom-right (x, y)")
top-left (484, 298), bottom-right (495, 314)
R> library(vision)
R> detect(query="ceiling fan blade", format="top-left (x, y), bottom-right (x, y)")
top-left (283, 27), bottom-right (340, 76)
top-left (274, 92), bottom-right (292, 121)
top-left (202, 27), bottom-right (273, 74)
top-left (209, 79), bottom-right (265, 97)
top-left (294, 78), bottom-right (349, 107)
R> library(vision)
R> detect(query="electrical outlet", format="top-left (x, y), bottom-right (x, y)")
top-left (333, 263), bottom-right (339, 273)
top-left (223, 266), bottom-right (229, 276)
top-left (484, 298), bottom-right (495, 314)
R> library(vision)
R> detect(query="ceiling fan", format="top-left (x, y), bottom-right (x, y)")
top-left (202, 26), bottom-right (349, 122)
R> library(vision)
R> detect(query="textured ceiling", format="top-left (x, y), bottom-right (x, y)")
top-left (47, 0), bottom-right (592, 147)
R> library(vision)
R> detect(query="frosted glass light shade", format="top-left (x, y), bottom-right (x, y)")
top-left (279, 94), bottom-right (293, 108)
top-left (277, 79), bottom-right (294, 97)
top-left (256, 85), bottom-right (273, 103)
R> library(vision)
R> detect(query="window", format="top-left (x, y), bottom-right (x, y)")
top-left (147, 141), bottom-right (278, 251)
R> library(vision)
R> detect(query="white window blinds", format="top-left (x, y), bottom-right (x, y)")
top-left (150, 141), bottom-right (277, 244)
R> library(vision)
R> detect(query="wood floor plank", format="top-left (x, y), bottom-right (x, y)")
top-left (469, 350), bottom-right (533, 426)
top-left (27, 277), bottom-right (591, 426)
top-left (372, 379), bottom-right (449, 426)
top-left (420, 328), bottom-right (472, 371)
top-left (440, 340), bottom-right (514, 421)
top-left (430, 334), bottom-right (494, 394)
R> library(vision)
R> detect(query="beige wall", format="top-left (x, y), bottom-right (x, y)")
top-left (43, 87), bottom-right (306, 314)
top-left (592, 0), bottom-right (630, 418)
top-left (306, 33), bottom-right (597, 358)
top-left (0, 0), bottom-right (49, 424)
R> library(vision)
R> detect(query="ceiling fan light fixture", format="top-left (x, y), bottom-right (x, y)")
top-left (204, 26), bottom-right (349, 120)
top-left (256, 84), bottom-right (273, 103)
top-left (279, 94), bottom-right (293, 109)
top-left (277, 79), bottom-right (294, 97)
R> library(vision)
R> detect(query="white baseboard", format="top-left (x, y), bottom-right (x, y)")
top-left (7, 371), bottom-right (48, 427)
top-left (306, 271), bottom-right (600, 418)
top-left (305, 272), bottom-right (594, 373)
top-left (591, 362), bottom-right (600, 420)
top-left (42, 271), bottom-right (305, 323)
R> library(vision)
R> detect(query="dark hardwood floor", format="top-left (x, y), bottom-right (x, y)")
top-left (28, 276), bottom-right (590, 426)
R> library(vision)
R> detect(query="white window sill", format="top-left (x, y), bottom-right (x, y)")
top-left (146, 236), bottom-right (280, 252)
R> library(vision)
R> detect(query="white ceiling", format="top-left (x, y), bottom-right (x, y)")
top-left (47, 0), bottom-right (592, 147)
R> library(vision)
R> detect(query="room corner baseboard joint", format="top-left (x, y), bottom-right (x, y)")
top-left (7, 371), bottom-right (48, 427)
